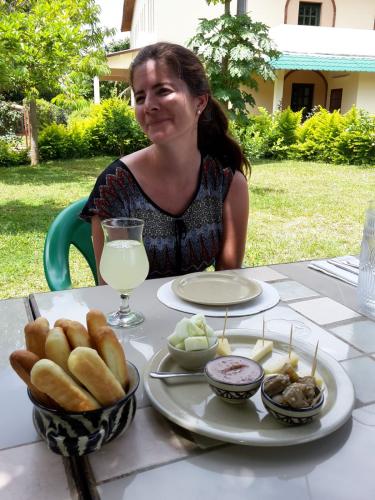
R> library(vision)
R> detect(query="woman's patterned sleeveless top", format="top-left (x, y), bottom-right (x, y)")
top-left (80, 154), bottom-right (234, 279)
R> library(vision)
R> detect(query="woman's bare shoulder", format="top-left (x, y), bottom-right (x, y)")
top-left (120, 146), bottom-right (151, 169)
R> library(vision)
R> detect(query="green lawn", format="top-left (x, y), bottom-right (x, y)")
top-left (1, 157), bottom-right (374, 299)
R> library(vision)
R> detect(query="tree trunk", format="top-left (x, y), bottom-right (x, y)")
top-left (28, 97), bottom-right (39, 165)
top-left (225, 0), bottom-right (230, 15)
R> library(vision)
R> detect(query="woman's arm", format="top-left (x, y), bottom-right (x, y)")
top-left (215, 171), bottom-right (249, 270)
top-left (92, 215), bottom-right (106, 285)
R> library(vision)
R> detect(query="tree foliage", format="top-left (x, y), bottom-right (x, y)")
top-left (0, 0), bottom-right (113, 164)
top-left (189, 0), bottom-right (280, 122)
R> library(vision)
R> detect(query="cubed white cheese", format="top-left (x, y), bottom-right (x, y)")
top-left (184, 336), bottom-right (209, 351)
top-left (217, 338), bottom-right (231, 356)
top-left (249, 339), bottom-right (274, 362)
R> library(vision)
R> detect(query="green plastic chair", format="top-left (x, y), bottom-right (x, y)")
top-left (43, 197), bottom-right (98, 291)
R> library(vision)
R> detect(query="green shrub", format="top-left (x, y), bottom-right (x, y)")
top-left (269, 107), bottom-right (302, 159)
top-left (39, 98), bottom-right (149, 161)
top-left (69, 98), bottom-right (149, 156)
top-left (289, 107), bottom-right (344, 162)
top-left (36, 99), bottom-right (67, 130)
top-left (38, 123), bottom-right (77, 160)
top-left (0, 138), bottom-right (29, 167)
top-left (232, 107), bottom-right (302, 161)
top-left (230, 108), bottom-right (273, 161)
top-left (334, 107), bottom-right (375, 165)
top-left (0, 100), bottom-right (23, 135)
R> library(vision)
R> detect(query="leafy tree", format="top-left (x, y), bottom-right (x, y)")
top-left (0, 0), bottom-right (113, 164)
top-left (189, 0), bottom-right (280, 122)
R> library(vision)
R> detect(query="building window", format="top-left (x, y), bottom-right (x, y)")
top-left (298, 2), bottom-right (321, 26)
top-left (237, 0), bottom-right (247, 15)
top-left (291, 83), bottom-right (314, 118)
top-left (329, 89), bottom-right (343, 112)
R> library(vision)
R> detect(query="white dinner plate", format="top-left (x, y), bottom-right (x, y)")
top-left (171, 272), bottom-right (262, 306)
top-left (143, 329), bottom-right (355, 447)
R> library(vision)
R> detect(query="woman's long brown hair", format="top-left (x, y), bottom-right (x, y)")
top-left (130, 42), bottom-right (250, 176)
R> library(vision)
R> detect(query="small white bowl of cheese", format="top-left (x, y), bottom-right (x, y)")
top-left (167, 314), bottom-right (218, 371)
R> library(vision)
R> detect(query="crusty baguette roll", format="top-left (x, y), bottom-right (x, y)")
top-left (94, 326), bottom-right (129, 390)
top-left (68, 347), bottom-right (125, 406)
top-left (24, 317), bottom-right (49, 359)
top-left (55, 319), bottom-right (92, 349)
top-left (9, 350), bottom-right (56, 407)
top-left (31, 359), bottom-right (100, 412)
top-left (86, 309), bottom-right (107, 347)
top-left (45, 327), bottom-right (71, 373)
top-left (54, 318), bottom-right (71, 330)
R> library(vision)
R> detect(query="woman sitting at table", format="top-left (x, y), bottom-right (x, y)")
top-left (80, 42), bottom-right (250, 282)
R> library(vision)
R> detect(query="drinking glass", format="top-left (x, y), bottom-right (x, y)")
top-left (264, 319), bottom-right (311, 341)
top-left (100, 218), bottom-right (149, 328)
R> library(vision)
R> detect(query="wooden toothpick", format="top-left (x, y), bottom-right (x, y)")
top-left (221, 308), bottom-right (228, 341)
top-left (262, 316), bottom-right (265, 346)
top-left (311, 341), bottom-right (319, 377)
top-left (288, 323), bottom-right (293, 359)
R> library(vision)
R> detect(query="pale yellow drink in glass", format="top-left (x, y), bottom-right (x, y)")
top-left (100, 240), bottom-right (149, 293)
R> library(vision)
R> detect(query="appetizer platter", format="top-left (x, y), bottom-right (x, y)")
top-left (144, 327), bottom-right (355, 446)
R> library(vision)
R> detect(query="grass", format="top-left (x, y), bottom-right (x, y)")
top-left (245, 160), bottom-right (374, 266)
top-left (0, 157), bottom-right (374, 299)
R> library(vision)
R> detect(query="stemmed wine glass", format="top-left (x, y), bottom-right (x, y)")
top-left (100, 218), bottom-right (149, 328)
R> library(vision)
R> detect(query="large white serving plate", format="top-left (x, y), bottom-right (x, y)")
top-left (143, 329), bottom-right (355, 446)
top-left (171, 272), bottom-right (262, 306)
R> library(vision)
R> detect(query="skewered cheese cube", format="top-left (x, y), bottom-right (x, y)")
top-left (249, 339), bottom-right (274, 362)
top-left (217, 338), bottom-right (231, 356)
top-left (263, 351), bottom-right (299, 374)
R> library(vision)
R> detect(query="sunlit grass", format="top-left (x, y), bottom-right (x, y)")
top-left (1, 157), bottom-right (374, 299)
top-left (244, 160), bottom-right (374, 267)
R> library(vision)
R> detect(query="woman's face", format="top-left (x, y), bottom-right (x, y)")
top-left (132, 59), bottom-right (207, 145)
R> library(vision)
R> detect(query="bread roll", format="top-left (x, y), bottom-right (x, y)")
top-left (95, 326), bottom-right (129, 390)
top-left (9, 350), bottom-right (56, 407)
top-left (31, 358), bottom-right (100, 412)
top-left (45, 327), bottom-right (71, 373)
top-left (68, 347), bottom-right (125, 406)
top-left (54, 318), bottom-right (71, 330)
top-left (55, 319), bottom-right (92, 349)
top-left (86, 309), bottom-right (107, 347)
top-left (24, 317), bottom-right (49, 358)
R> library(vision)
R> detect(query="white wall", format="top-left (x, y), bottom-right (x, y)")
top-left (356, 73), bottom-right (375, 113)
top-left (327, 73), bottom-right (359, 113)
top-left (244, 0), bottom-right (285, 27)
top-left (335, 0), bottom-right (375, 29)
top-left (131, 0), bottom-right (223, 48)
top-left (153, 0), bottom-right (222, 45)
top-left (131, 0), bottom-right (156, 48)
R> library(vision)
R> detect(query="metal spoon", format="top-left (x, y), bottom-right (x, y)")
top-left (149, 371), bottom-right (205, 382)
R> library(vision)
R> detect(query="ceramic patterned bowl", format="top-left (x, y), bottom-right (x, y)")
top-left (261, 376), bottom-right (324, 426)
top-left (204, 355), bottom-right (264, 404)
top-left (28, 361), bottom-right (139, 457)
top-left (167, 340), bottom-right (218, 371)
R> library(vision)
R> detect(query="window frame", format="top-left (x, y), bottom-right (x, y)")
top-left (298, 2), bottom-right (322, 26)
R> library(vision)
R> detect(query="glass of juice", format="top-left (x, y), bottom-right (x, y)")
top-left (100, 218), bottom-right (149, 328)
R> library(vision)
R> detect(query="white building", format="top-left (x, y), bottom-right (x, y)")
top-left (101, 0), bottom-right (375, 114)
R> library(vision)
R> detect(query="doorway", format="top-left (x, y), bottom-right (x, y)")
top-left (291, 83), bottom-right (314, 117)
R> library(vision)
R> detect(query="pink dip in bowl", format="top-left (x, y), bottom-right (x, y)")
top-left (205, 356), bottom-right (264, 403)
top-left (205, 356), bottom-right (263, 385)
